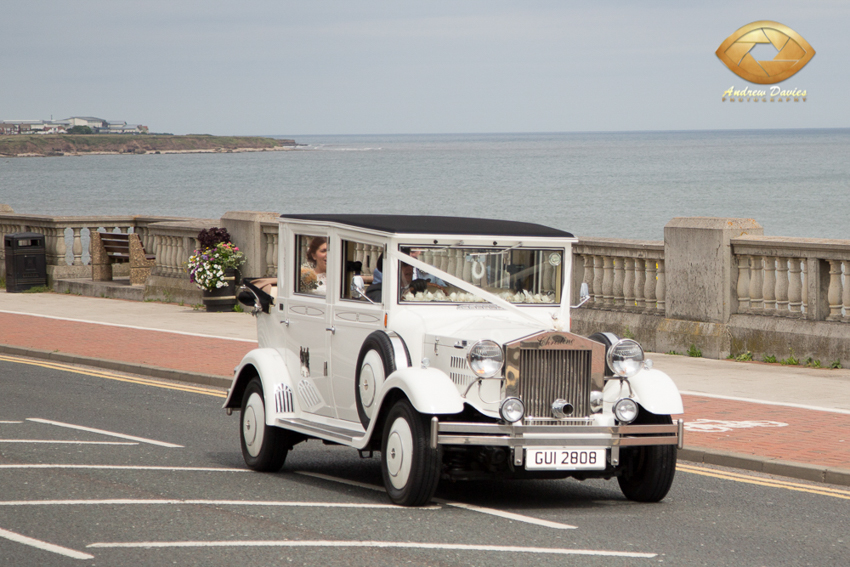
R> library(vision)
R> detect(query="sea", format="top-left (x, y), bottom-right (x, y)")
top-left (2, 129), bottom-right (848, 241)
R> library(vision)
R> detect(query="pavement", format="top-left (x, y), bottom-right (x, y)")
top-left (1, 287), bottom-right (849, 487)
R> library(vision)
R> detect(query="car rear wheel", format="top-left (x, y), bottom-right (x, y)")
top-left (381, 399), bottom-right (441, 506)
top-left (617, 411), bottom-right (677, 502)
top-left (240, 377), bottom-right (289, 472)
top-left (355, 332), bottom-right (399, 428)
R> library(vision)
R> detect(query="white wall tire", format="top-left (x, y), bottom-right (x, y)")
top-left (240, 377), bottom-right (289, 472)
top-left (356, 332), bottom-right (403, 428)
top-left (380, 399), bottom-right (441, 506)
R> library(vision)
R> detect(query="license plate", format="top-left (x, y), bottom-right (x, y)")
top-left (525, 448), bottom-right (606, 470)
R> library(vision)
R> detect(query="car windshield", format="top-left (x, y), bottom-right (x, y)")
top-left (398, 246), bottom-right (563, 305)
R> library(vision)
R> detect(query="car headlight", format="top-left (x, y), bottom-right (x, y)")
top-left (467, 340), bottom-right (504, 378)
top-left (499, 397), bottom-right (525, 423)
top-left (606, 339), bottom-right (645, 378)
top-left (613, 398), bottom-right (639, 423)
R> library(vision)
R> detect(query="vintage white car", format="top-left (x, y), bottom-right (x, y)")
top-left (224, 214), bottom-right (683, 506)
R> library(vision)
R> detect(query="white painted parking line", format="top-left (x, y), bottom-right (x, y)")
top-left (0, 527), bottom-right (94, 560)
top-left (0, 499), bottom-right (435, 509)
top-left (0, 464), bottom-right (248, 471)
top-left (295, 471), bottom-right (577, 530)
top-left (0, 439), bottom-right (137, 445)
top-left (27, 418), bottom-right (183, 448)
top-left (86, 539), bottom-right (656, 558)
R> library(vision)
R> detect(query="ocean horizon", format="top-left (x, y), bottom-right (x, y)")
top-left (3, 128), bottom-right (848, 241)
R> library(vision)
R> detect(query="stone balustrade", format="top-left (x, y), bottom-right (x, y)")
top-left (3, 207), bottom-right (850, 366)
top-left (571, 238), bottom-right (666, 315)
top-left (732, 236), bottom-right (850, 323)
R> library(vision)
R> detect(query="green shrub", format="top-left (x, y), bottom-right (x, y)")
top-left (22, 285), bottom-right (52, 293)
top-left (804, 357), bottom-right (822, 368)
top-left (830, 359), bottom-right (842, 369)
top-left (687, 344), bottom-right (702, 358)
top-left (665, 350), bottom-right (680, 356)
top-left (762, 354), bottom-right (777, 363)
top-left (780, 349), bottom-right (799, 366)
top-left (735, 351), bottom-right (753, 362)
top-left (622, 327), bottom-right (636, 340)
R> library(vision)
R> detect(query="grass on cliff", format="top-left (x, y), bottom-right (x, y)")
top-left (0, 134), bottom-right (290, 156)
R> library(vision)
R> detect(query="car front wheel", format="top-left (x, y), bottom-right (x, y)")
top-left (617, 411), bottom-right (677, 502)
top-left (240, 377), bottom-right (289, 472)
top-left (380, 399), bottom-right (441, 506)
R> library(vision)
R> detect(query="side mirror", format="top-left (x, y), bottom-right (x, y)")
top-left (571, 282), bottom-right (591, 309)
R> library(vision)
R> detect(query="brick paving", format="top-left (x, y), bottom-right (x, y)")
top-left (0, 312), bottom-right (253, 377)
top-left (1, 310), bottom-right (849, 481)
top-left (678, 395), bottom-right (850, 470)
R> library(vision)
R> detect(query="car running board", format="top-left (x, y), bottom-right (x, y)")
top-left (276, 417), bottom-right (366, 446)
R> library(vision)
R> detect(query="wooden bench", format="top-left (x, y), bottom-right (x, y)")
top-left (90, 231), bottom-right (156, 285)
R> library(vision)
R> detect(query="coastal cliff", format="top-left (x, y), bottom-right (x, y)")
top-left (0, 134), bottom-right (297, 157)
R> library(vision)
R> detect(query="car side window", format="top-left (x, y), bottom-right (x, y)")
top-left (340, 239), bottom-right (382, 302)
top-left (295, 234), bottom-right (328, 296)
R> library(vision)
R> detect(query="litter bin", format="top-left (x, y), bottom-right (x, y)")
top-left (4, 232), bottom-right (47, 292)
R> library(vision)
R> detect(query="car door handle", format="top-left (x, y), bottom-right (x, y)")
top-left (326, 326), bottom-right (335, 334)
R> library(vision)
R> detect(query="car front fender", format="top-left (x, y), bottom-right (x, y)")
top-left (604, 368), bottom-right (684, 415)
top-left (377, 367), bottom-right (465, 416)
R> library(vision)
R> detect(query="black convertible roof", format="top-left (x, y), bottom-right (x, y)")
top-left (279, 214), bottom-right (574, 238)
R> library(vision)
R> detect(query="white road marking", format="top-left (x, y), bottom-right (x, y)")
top-left (0, 464), bottom-right (247, 471)
top-left (680, 390), bottom-right (850, 415)
top-left (0, 499), bottom-right (432, 509)
top-left (0, 421), bottom-right (23, 424)
top-left (433, 498), bottom-right (577, 530)
top-left (27, 418), bottom-right (183, 448)
top-left (0, 439), bottom-right (137, 445)
top-left (86, 539), bottom-right (656, 558)
top-left (0, 527), bottom-right (94, 560)
top-left (296, 471), bottom-right (577, 530)
top-left (684, 419), bottom-right (788, 433)
top-left (0, 309), bottom-right (257, 343)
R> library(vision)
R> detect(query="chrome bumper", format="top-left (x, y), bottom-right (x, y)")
top-left (430, 418), bottom-right (684, 451)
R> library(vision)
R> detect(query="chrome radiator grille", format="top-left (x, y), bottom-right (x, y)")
top-left (517, 348), bottom-right (592, 418)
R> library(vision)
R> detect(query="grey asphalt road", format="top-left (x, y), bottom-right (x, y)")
top-left (0, 358), bottom-right (847, 567)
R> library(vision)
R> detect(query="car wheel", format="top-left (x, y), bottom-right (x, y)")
top-left (617, 411), bottom-right (677, 502)
top-left (355, 331), bottom-right (399, 428)
top-left (240, 377), bottom-right (289, 472)
top-left (380, 399), bottom-right (441, 506)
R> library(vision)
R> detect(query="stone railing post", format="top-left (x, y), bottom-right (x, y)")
top-left (762, 256), bottom-right (776, 313)
top-left (633, 258), bottom-right (645, 312)
top-left (736, 255), bottom-right (750, 313)
top-left (592, 255), bottom-right (604, 307)
top-left (775, 257), bottom-right (789, 316)
top-left (806, 258), bottom-right (831, 321)
top-left (664, 217), bottom-right (763, 324)
top-left (623, 258), bottom-right (635, 311)
top-left (221, 211), bottom-right (279, 279)
top-left (844, 260), bottom-right (850, 323)
top-left (612, 258), bottom-right (625, 310)
top-left (655, 259), bottom-right (666, 315)
top-left (749, 256), bottom-right (764, 311)
top-left (788, 259), bottom-right (803, 317)
top-left (826, 260), bottom-right (843, 321)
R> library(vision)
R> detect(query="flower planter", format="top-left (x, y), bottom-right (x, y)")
top-left (202, 268), bottom-right (239, 312)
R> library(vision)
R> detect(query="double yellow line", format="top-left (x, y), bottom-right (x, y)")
top-left (0, 354), bottom-right (226, 398)
top-left (678, 463), bottom-right (850, 500)
top-left (3, 353), bottom-right (848, 500)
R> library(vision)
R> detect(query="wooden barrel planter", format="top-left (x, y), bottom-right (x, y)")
top-left (202, 268), bottom-right (239, 312)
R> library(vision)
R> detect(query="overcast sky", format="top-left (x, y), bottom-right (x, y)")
top-left (2, 1), bottom-right (845, 136)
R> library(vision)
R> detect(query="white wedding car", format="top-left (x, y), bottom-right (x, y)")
top-left (224, 214), bottom-right (683, 506)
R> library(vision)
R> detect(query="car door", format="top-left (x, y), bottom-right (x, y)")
top-left (284, 232), bottom-right (336, 419)
top-left (330, 237), bottom-right (385, 423)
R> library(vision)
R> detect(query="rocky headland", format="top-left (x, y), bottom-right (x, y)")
top-left (0, 134), bottom-right (298, 157)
